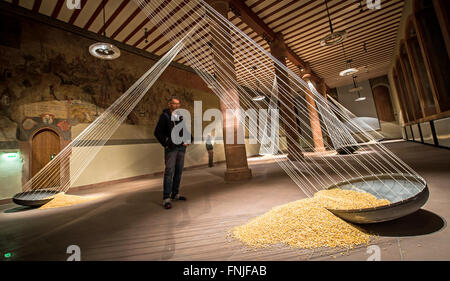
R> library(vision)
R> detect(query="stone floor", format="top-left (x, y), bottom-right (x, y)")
top-left (0, 140), bottom-right (448, 261)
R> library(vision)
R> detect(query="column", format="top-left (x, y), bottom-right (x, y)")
top-left (207, 0), bottom-right (252, 182)
top-left (270, 32), bottom-right (303, 160)
top-left (302, 73), bottom-right (326, 152)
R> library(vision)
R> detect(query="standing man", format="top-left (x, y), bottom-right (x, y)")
top-left (154, 97), bottom-right (190, 209)
top-left (206, 135), bottom-right (214, 167)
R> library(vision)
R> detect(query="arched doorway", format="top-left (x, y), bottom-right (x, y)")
top-left (31, 128), bottom-right (61, 189)
top-left (372, 85), bottom-right (395, 122)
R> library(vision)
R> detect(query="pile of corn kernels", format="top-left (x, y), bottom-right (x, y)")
top-left (230, 188), bottom-right (390, 249)
top-left (39, 193), bottom-right (93, 210)
top-left (313, 188), bottom-right (391, 210)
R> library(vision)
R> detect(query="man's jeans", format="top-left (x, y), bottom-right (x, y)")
top-left (163, 146), bottom-right (186, 199)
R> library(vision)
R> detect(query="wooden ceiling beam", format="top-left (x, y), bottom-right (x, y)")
top-left (134, 0), bottom-right (190, 48)
top-left (98, 0), bottom-right (130, 35)
top-left (123, 0), bottom-right (169, 44)
top-left (110, 6), bottom-right (141, 39)
top-left (68, 0), bottom-right (87, 25)
top-left (228, 0), bottom-right (324, 84)
top-left (51, 0), bottom-right (65, 18)
top-left (32, 0), bottom-right (42, 12)
top-left (84, 0), bottom-right (109, 30)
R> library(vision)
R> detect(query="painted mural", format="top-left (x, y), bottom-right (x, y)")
top-left (0, 16), bottom-right (205, 143)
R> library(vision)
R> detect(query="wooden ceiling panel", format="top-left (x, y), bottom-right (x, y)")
top-left (9, 0), bottom-right (405, 89)
top-left (18, 0), bottom-right (33, 10)
top-left (269, 1), bottom-right (326, 32)
top-left (246, 0), bottom-right (405, 87)
top-left (286, 1), bottom-right (403, 51)
top-left (100, 0), bottom-right (134, 36)
top-left (303, 24), bottom-right (400, 62)
top-left (37, 0), bottom-right (57, 16)
top-left (249, 0), bottom-right (277, 14)
top-left (90, 0), bottom-right (126, 34)
top-left (114, 9), bottom-right (149, 42)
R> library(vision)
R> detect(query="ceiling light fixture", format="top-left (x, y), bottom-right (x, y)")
top-left (319, 0), bottom-right (347, 46)
top-left (252, 96), bottom-right (266, 101)
top-left (340, 66), bottom-right (359, 77)
top-left (339, 43), bottom-right (359, 76)
top-left (350, 76), bottom-right (366, 102)
top-left (349, 86), bottom-right (363, 93)
top-left (89, 0), bottom-right (120, 60)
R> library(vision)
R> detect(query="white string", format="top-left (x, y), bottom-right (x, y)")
top-left (16, 23), bottom-right (199, 201)
top-left (136, 0), bottom-right (422, 198)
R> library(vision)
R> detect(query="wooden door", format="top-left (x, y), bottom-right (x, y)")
top-left (373, 86), bottom-right (395, 122)
top-left (32, 129), bottom-right (61, 189)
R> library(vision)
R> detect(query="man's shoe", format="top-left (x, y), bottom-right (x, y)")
top-left (163, 198), bottom-right (172, 209)
top-left (171, 194), bottom-right (187, 201)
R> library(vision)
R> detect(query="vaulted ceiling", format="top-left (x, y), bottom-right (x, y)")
top-left (4, 0), bottom-right (405, 89)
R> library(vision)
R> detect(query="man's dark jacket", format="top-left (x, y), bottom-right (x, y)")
top-left (154, 108), bottom-right (192, 149)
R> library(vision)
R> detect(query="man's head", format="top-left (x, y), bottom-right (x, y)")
top-left (168, 97), bottom-right (180, 112)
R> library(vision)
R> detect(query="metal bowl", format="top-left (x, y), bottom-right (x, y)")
top-left (324, 174), bottom-right (429, 224)
top-left (13, 190), bottom-right (59, 207)
top-left (336, 145), bottom-right (360, 155)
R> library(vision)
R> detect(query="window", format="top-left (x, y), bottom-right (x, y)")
top-left (414, 0), bottom-right (450, 112)
top-left (399, 43), bottom-right (423, 119)
top-left (405, 23), bottom-right (437, 116)
top-left (392, 70), bottom-right (408, 123)
top-left (395, 63), bottom-right (415, 122)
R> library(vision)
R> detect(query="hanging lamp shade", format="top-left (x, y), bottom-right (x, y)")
top-left (339, 57), bottom-right (359, 76)
top-left (252, 95), bottom-right (265, 101)
top-left (349, 76), bottom-right (363, 92)
top-left (319, 0), bottom-right (347, 46)
top-left (339, 67), bottom-right (358, 77)
top-left (349, 86), bottom-right (363, 93)
top-left (349, 76), bottom-right (366, 101)
top-left (320, 30), bottom-right (347, 47)
top-left (89, 43), bottom-right (120, 60)
top-left (89, 1), bottom-right (120, 60)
